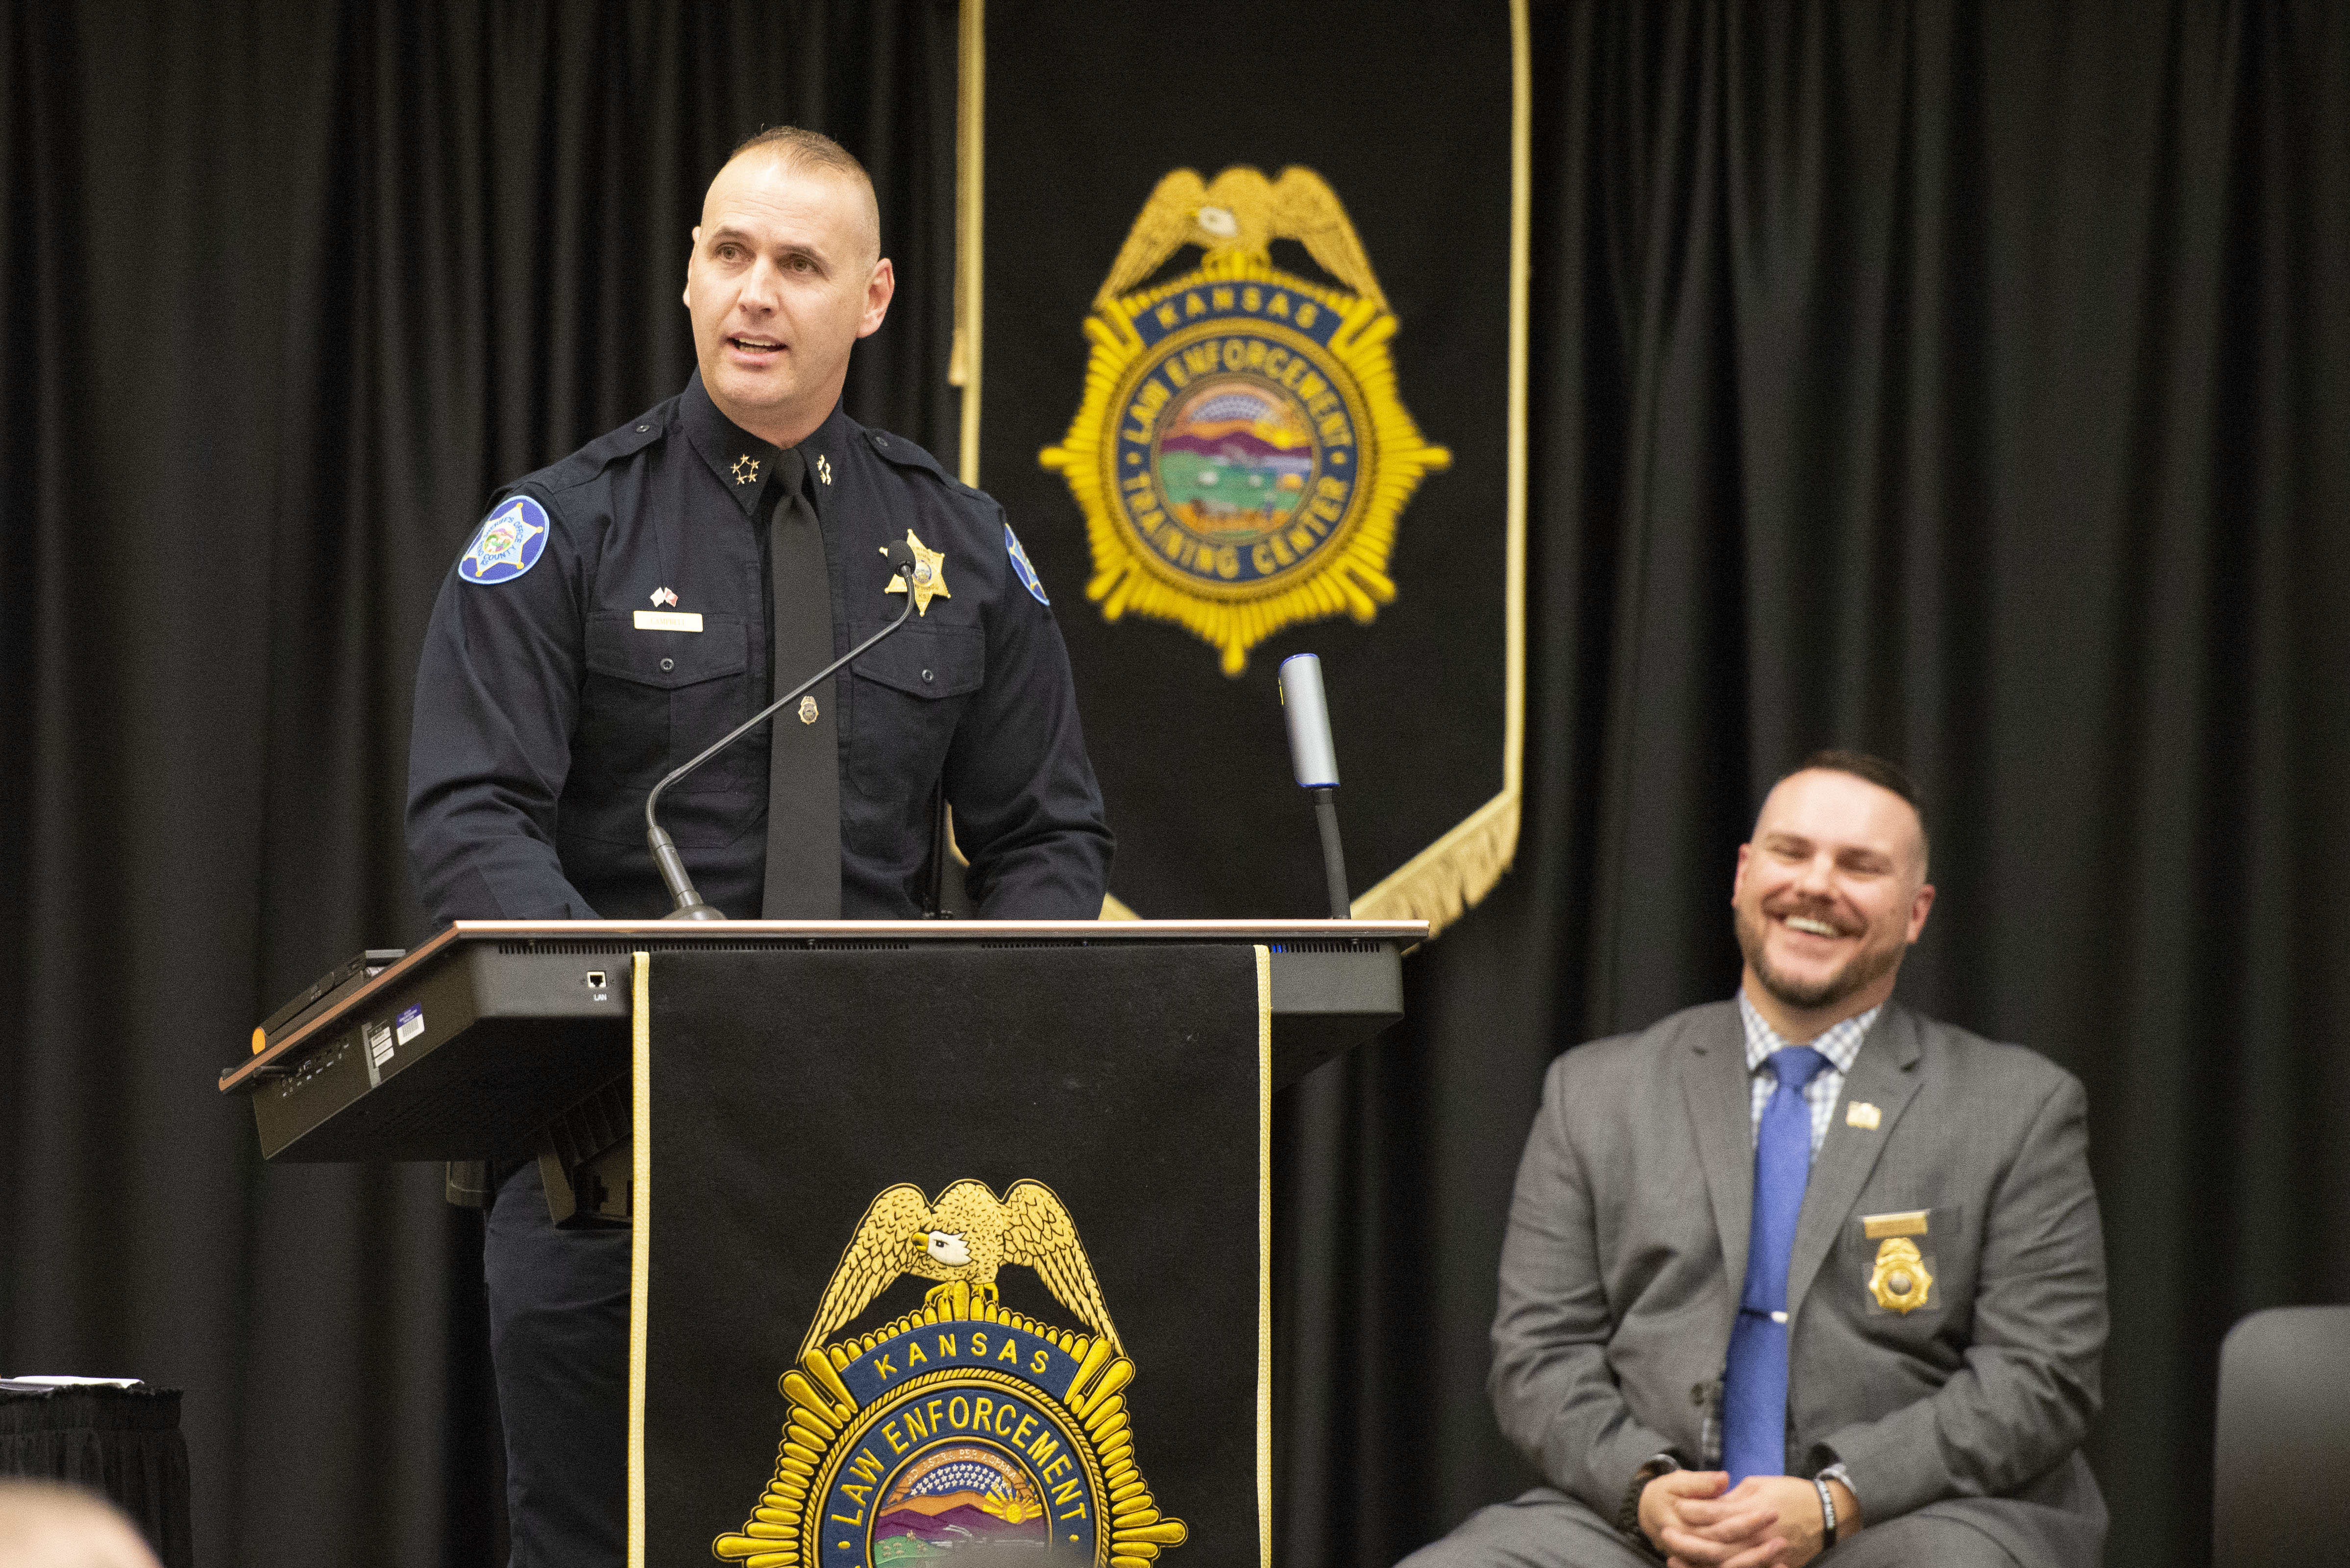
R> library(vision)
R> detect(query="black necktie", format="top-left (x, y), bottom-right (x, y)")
top-left (760, 446), bottom-right (844, 917)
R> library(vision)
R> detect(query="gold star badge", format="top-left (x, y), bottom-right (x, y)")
top-left (731, 454), bottom-right (760, 485)
top-left (881, 530), bottom-right (951, 616)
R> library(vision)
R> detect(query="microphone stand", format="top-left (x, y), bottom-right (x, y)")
top-left (645, 553), bottom-right (918, 920)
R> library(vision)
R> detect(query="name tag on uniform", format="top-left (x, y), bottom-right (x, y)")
top-left (634, 610), bottom-right (704, 632)
top-left (1862, 1210), bottom-right (1930, 1240)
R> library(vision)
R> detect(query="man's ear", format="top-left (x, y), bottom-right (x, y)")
top-left (1906, 882), bottom-right (1936, 943)
top-left (683, 226), bottom-right (702, 307)
top-left (1731, 842), bottom-right (1753, 905)
top-left (856, 257), bottom-right (897, 339)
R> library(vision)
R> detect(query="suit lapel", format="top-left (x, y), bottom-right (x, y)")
top-left (1786, 1004), bottom-right (1926, 1322)
top-left (1682, 1005), bottom-right (1758, 1298)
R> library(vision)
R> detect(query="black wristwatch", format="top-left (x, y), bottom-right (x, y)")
top-left (1616, 1454), bottom-right (1679, 1559)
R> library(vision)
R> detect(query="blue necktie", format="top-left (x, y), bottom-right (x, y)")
top-left (1723, 1045), bottom-right (1829, 1483)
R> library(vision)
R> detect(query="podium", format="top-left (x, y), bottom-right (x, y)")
top-left (222, 919), bottom-right (1420, 1568)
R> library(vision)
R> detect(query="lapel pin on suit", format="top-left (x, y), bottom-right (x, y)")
top-left (1845, 1101), bottom-right (1882, 1129)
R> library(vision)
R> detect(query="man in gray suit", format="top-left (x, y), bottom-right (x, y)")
top-left (1405, 752), bottom-right (2105, 1568)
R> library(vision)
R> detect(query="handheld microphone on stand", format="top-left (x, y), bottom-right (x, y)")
top-left (1278, 652), bottom-right (1351, 920)
top-left (645, 543), bottom-right (920, 919)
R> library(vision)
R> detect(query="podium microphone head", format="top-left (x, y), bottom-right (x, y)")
top-left (1278, 653), bottom-right (1340, 789)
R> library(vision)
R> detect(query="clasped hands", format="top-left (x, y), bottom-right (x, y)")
top-left (1638, 1471), bottom-right (1860, 1568)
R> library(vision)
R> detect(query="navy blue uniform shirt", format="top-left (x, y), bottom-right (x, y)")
top-left (407, 372), bottom-right (1112, 922)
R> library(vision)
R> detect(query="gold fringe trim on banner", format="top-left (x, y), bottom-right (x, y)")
top-left (1350, 787), bottom-right (1519, 932)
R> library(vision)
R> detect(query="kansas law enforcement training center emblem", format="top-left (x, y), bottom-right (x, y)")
top-left (715, 1180), bottom-right (1186, 1568)
top-left (1042, 166), bottom-right (1450, 674)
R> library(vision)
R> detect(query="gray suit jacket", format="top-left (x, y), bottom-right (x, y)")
top-left (1490, 1001), bottom-right (2106, 1566)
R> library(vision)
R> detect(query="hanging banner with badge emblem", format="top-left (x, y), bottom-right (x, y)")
top-left (967, 0), bottom-right (1527, 932)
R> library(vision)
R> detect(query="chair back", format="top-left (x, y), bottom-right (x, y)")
top-left (2213, 1305), bottom-right (2350, 1566)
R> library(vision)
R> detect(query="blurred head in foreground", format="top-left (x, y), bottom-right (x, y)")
top-left (0, 1481), bottom-right (161, 1568)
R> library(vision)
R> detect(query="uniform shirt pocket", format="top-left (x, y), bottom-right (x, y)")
top-left (850, 621), bottom-right (986, 700)
top-left (1843, 1204), bottom-right (1968, 1333)
top-left (575, 609), bottom-right (752, 793)
top-left (845, 620), bottom-right (985, 805)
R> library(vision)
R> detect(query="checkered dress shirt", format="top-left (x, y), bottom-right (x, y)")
top-left (1737, 991), bottom-right (1880, 1153)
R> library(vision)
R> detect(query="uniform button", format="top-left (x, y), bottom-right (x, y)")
top-left (660, 657), bottom-right (675, 672)
top-left (921, 669), bottom-right (934, 683)
top-left (875, 435), bottom-right (889, 448)
top-left (637, 424), bottom-right (649, 432)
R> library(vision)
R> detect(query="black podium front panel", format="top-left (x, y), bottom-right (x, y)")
top-left (637, 945), bottom-right (1265, 1568)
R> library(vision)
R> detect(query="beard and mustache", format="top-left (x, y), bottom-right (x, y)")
top-left (1735, 892), bottom-right (1907, 1012)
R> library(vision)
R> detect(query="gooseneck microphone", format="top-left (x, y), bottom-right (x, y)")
top-left (1277, 652), bottom-right (1351, 919)
top-left (645, 543), bottom-right (920, 920)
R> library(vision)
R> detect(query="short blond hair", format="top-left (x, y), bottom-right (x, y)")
top-left (723, 126), bottom-right (880, 259)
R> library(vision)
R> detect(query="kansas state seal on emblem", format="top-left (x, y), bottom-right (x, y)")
top-left (1042, 166), bottom-right (1450, 674)
top-left (714, 1180), bottom-right (1187, 1568)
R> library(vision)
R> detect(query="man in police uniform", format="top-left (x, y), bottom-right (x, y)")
top-left (405, 128), bottom-right (1112, 1565)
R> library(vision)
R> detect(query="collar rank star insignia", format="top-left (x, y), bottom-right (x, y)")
top-left (649, 586), bottom-right (679, 608)
top-left (458, 496), bottom-right (550, 585)
top-left (1041, 165), bottom-right (1451, 674)
top-left (882, 530), bottom-right (951, 615)
top-left (731, 454), bottom-right (761, 485)
top-left (816, 453), bottom-right (833, 485)
top-left (712, 1180), bottom-right (1187, 1568)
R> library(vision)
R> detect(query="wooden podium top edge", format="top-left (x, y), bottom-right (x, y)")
top-left (445, 918), bottom-right (1429, 937)
top-left (220, 918), bottom-right (1427, 1092)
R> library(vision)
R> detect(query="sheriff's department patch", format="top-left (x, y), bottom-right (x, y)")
top-left (1042, 166), bottom-right (1450, 674)
top-left (459, 495), bottom-right (550, 585)
top-left (713, 1180), bottom-right (1187, 1568)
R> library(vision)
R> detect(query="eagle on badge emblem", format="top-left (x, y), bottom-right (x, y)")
top-left (798, 1180), bottom-right (1121, 1359)
top-left (716, 1180), bottom-right (1186, 1568)
top-left (1042, 165), bottom-right (1450, 673)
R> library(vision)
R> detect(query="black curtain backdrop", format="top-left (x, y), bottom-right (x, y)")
top-left (5, 5), bottom-right (2347, 1568)
top-left (1277, 5), bottom-right (2350, 1567)
top-left (0, 3), bottom-right (956, 1564)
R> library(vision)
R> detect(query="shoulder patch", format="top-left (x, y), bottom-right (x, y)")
top-left (1004, 523), bottom-right (1050, 605)
top-left (460, 495), bottom-right (552, 585)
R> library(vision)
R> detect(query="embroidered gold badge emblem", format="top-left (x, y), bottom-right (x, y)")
top-left (1042, 166), bottom-right (1451, 673)
top-left (713, 1180), bottom-right (1187, 1568)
